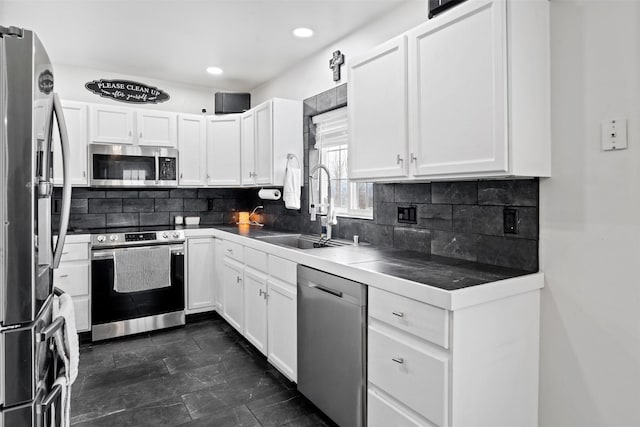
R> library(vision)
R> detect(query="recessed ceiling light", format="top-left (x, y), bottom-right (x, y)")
top-left (292, 27), bottom-right (314, 38)
top-left (206, 66), bottom-right (223, 75)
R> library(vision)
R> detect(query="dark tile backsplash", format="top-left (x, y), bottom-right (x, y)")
top-left (255, 83), bottom-right (540, 272)
top-left (52, 187), bottom-right (253, 232)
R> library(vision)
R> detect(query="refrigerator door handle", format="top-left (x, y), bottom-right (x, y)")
top-left (37, 382), bottom-right (62, 427)
top-left (36, 316), bottom-right (64, 343)
top-left (51, 93), bottom-right (71, 269)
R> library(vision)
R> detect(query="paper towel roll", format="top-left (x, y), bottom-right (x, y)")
top-left (258, 188), bottom-right (281, 200)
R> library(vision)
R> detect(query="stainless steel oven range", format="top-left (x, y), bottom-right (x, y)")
top-left (90, 229), bottom-right (185, 341)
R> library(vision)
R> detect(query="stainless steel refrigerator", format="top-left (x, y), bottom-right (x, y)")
top-left (0, 26), bottom-right (72, 427)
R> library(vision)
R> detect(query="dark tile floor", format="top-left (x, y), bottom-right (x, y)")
top-left (71, 314), bottom-right (336, 426)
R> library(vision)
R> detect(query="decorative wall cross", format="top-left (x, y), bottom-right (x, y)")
top-left (329, 50), bottom-right (345, 82)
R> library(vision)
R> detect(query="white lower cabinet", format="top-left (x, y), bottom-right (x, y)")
top-left (212, 240), bottom-right (298, 381)
top-left (186, 237), bottom-right (216, 314)
top-left (243, 267), bottom-right (268, 355)
top-left (266, 276), bottom-right (297, 382)
top-left (53, 235), bottom-right (91, 332)
top-left (222, 257), bottom-right (244, 333)
top-left (368, 286), bottom-right (540, 427)
top-left (369, 325), bottom-right (448, 426)
top-left (368, 388), bottom-right (429, 427)
top-left (214, 239), bottom-right (224, 312)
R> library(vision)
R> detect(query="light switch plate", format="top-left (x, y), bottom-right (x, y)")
top-left (602, 118), bottom-right (628, 151)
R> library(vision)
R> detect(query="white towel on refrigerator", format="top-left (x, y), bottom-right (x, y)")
top-left (283, 162), bottom-right (301, 210)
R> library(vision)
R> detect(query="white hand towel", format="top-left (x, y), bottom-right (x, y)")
top-left (283, 163), bottom-right (301, 210)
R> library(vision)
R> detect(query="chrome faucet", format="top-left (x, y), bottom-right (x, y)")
top-left (249, 205), bottom-right (264, 227)
top-left (309, 164), bottom-right (337, 240)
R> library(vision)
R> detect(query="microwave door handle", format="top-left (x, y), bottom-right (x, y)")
top-left (51, 93), bottom-right (71, 269)
top-left (155, 153), bottom-right (159, 184)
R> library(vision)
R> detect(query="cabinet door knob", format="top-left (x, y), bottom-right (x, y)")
top-left (236, 276), bottom-right (242, 283)
top-left (392, 357), bottom-right (404, 364)
top-left (140, 132), bottom-right (143, 138)
top-left (129, 131), bottom-right (132, 137)
top-left (392, 311), bottom-right (404, 317)
top-left (410, 153), bottom-right (417, 163)
top-left (207, 174), bottom-right (210, 179)
top-left (82, 171), bottom-right (86, 177)
top-left (396, 154), bottom-right (403, 164)
top-left (180, 173), bottom-right (183, 179)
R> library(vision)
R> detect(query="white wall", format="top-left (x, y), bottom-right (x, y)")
top-left (540, 1), bottom-right (640, 426)
top-left (250, 0), bottom-right (428, 103)
top-left (53, 63), bottom-right (218, 114)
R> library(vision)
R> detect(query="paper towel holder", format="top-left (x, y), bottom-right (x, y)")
top-left (258, 188), bottom-right (281, 201)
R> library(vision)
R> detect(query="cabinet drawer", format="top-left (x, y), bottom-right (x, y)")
top-left (53, 263), bottom-right (90, 296)
top-left (268, 255), bottom-right (296, 284)
top-left (222, 240), bottom-right (244, 262)
top-left (368, 326), bottom-right (448, 426)
top-left (244, 247), bottom-right (267, 272)
top-left (60, 242), bottom-right (89, 262)
top-left (368, 389), bottom-right (431, 427)
top-left (72, 296), bottom-right (90, 332)
top-left (369, 287), bottom-right (449, 348)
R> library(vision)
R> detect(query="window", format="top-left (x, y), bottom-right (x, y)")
top-left (310, 107), bottom-right (373, 219)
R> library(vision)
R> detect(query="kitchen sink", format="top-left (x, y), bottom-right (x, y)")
top-left (256, 234), bottom-right (350, 250)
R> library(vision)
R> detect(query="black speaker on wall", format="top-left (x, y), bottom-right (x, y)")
top-left (214, 92), bottom-right (251, 114)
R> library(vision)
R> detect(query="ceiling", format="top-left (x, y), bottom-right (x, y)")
top-left (1, 0), bottom-right (409, 91)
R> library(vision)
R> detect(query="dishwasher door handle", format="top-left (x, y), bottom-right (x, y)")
top-left (305, 281), bottom-right (343, 298)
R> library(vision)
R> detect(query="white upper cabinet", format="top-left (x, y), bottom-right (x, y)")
top-left (207, 115), bottom-right (242, 186)
top-left (348, 0), bottom-right (550, 181)
top-left (240, 98), bottom-right (302, 187)
top-left (348, 35), bottom-right (409, 180)
top-left (89, 104), bottom-right (177, 148)
top-left (240, 111), bottom-right (256, 185)
top-left (178, 114), bottom-right (207, 187)
top-left (253, 101), bottom-right (274, 185)
top-left (408, 0), bottom-right (507, 177)
top-left (53, 101), bottom-right (89, 186)
top-left (89, 104), bottom-right (135, 145)
top-left (136, 110), bottom-right (177, 147)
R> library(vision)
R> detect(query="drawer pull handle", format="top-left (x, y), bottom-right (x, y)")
top-left (62, 252), bottom-right (69, 255)
top-left (59, 274), bottom-right (69, 278)
top-left (227, 249), bottom-right (233, 253)
top-left (392, 357), bottom-right (404, 364)
top-left (392, 311), bottom-right (404, 317)
top-left (236, 276), bottom-right (242, 283)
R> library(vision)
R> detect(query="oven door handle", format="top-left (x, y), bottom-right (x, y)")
top-left (92, 246), bottom-right (184, 260)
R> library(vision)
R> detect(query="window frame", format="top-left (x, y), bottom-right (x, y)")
top-left (310, 107), bottom-right (373, 220)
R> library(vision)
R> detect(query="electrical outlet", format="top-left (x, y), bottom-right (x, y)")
top-left (397, 206), bottom-right (417, 224)
top-left (503, 208), bottom-right (518, 234)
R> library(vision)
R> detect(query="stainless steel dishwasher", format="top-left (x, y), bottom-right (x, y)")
top-left (297, 265), bottom-right (367, 427)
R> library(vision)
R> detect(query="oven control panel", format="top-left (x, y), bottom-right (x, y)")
top-left (125, 232), bottom-right (157, 242)
top-left (92, 229), bottom-right (185, 248)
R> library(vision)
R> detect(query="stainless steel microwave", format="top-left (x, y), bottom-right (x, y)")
top-left (90, 144), bottom-right (178, 188)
